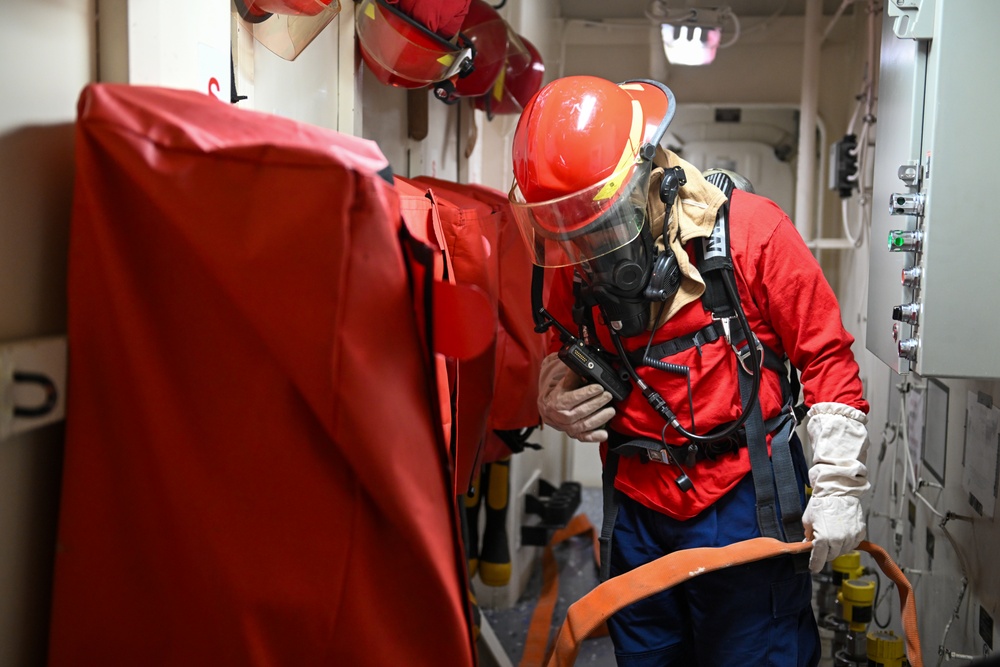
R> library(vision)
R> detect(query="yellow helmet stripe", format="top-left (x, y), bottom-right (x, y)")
top-left (593, 98), bottom-right (643, 201)
top-left (492, 67), bottom-right (506, 102)
top-left (594, 100), bottom-right (643, 201)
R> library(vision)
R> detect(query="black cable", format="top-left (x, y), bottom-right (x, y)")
top-left (872, 571), bottom-right (893, 629)
top-left (608, 267), bottom-right (761, 444)
top-left (640, 301), bottom-right (697, 431)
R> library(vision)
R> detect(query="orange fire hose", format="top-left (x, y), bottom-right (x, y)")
top-left (527, 533), bottom-right (921, 667)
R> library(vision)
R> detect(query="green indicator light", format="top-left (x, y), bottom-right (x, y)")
top-left (894, 236), bottom-right (904, 246)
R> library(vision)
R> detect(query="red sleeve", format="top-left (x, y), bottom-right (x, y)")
top-left (753, 209), bottom-right (869, 414)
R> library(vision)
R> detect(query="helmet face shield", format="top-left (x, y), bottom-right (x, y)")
top-left (357, 0), bottom-right (473, 86)
top-left (236, 0), bottom-right (342, 61)
top-left (509, 160), bottom-right (653, 268)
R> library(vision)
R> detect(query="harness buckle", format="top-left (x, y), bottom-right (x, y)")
top-left (716, 316), bottom-right (732, 345)
top-left (736, 333), bottom-right (764, 375)
top-left (647, 448), bottom-right (667, 464)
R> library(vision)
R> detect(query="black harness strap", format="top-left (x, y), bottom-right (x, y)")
top-left (738, 362), bottom-right (782, 541)
top-left (596, 171), bottom-right (807, 580)
top-left (629, 320), bottom-right (790, 376)
top-left (699, 172), bottom-right (803, 544)
top-left (599, 450), bottom-right (622, 582)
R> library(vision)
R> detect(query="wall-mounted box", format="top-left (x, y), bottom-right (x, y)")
top-left (867, 0), bottom-right (1000, 378)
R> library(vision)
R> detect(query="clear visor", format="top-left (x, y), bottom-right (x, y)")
top-left (509, 160), bottom-right (653, 268)
top-left (356, 0), bottom-right (473, 84)
top-left (248, 1), bottom-right (342, 61)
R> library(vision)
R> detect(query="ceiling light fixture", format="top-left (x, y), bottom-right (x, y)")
top-left (647, 3), bottom-right (740, 66)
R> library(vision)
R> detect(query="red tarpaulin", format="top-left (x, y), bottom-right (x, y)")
top-left (49, 83), bottom-right (476, 666)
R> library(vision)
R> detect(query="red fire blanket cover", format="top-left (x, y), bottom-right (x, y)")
top-left (397, 176), bottom-right (500, 492)
top-left (49, 83), bottom-right (475, 666)
top-left (411, 177), bottom-right (543, 464)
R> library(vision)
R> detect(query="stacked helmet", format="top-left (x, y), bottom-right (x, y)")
top-left (357, 0), bottom-right (474, 89)
top-left (508, 76), bottom-right (676, 336)
top-left (234, 0), bottom-right (343, 61)
top-left (235, 0), bottom-right (336, 22)
top-left (433, 0), bottom-right (509, 103)
top-left (474, 31), bottom-right (544, 118)
top-left (395, 0), bottom-right (469, 40)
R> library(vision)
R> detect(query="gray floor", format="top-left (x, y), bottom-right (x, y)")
top-left (481, 486), bottom-right (616, 665)
top-left (482, 486), bottom-right (837, 667)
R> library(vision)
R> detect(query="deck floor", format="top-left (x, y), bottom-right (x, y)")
top-left (481, 487), bottom-right (837, 667)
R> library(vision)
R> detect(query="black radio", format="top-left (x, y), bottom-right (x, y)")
top-left (536, 308), bottom-right (632, 402)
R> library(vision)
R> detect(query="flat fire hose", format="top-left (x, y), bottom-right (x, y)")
top-left (533, 535), bottom-right (922, 667)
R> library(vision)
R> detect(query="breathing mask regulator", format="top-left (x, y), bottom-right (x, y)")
top-left (510, 77), bottom-right (763, 489)
top-left (572, 159), bottom-right (687, 339)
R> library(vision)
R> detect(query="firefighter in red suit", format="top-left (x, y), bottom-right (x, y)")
top-left (508, 75), bottom-right (870, 666)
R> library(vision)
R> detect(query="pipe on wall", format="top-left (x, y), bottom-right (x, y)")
top-left (794, 0), bottom-right (823, 242)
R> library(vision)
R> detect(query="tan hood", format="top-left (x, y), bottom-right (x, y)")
top-left (644, 148), bottom-right (728, 328)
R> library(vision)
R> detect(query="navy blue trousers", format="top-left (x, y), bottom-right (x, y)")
top-left (606, 438), bottom-right (820, 667)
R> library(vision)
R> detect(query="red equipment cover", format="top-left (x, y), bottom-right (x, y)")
top-left (50, 83), bottom-right (475, 666)
top-left (394, 177), bottom-right (456, 453)
top-left (413, 178), bottom-right (544, 459)
top-left (397, 176), bottom-right (499, 492)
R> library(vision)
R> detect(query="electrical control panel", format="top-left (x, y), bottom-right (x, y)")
top-left (867, 1), bottom-right (1000, 378)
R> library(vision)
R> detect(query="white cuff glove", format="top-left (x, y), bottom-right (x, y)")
top-left (537, 352), bottom-right (616, 443)
top-left (802, 402), bottom-right (870, 573)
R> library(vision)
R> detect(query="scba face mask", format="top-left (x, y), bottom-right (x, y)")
top-left (510, 157), bottom-right (657, 337)
top-left (509, 76), bottom-right (677, 338)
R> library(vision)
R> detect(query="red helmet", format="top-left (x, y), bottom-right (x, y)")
top-left (234, 0), bottom-right (342, 60)
top-left (235, 0), bottom-right (334, 21)
top-left (474, 31), bottom-right (544, 118)
top-left (508, 76), bottom-right (676, 267)
top-left (433, 0), bottom-right (509, 103)
top-left (357, 0), bottom-right (475, 89)
top-left (395, 0), bottom-right (469, 39)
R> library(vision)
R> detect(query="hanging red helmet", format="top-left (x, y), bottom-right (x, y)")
top-left (433, 0), bottom-right (509, 103)
top-left (234, 0), bottom-right (342, 61)
top-left (235, 0), bottom-right (335, 21)
top-left (474, 31), bottom-right (544, 118)
top-left (508, 76), bottom-right (676, 268)
top-left (395, 0), bottom-right (469, 38)
top-left (357, 0), bottom-right (475, 89)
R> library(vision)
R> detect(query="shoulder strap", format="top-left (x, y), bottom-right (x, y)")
top-left (696, 170), bottom-right (737, 320)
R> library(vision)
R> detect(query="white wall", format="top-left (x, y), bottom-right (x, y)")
top-left (0, 3), bottom-right (94, 665)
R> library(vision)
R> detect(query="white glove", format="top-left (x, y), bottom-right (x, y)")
top-left (802, 402), bottom-right (870, 573)
top-left (537, 352), bottom-right (616, 443)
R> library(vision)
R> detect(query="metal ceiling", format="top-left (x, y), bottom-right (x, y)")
top-left (558, 0), bottom-right (852, 21)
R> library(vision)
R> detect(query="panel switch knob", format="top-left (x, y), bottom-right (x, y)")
top-left (901, 266), bottom-right (922, 288)
top-left (897, 338), bottom-right (918, 362)
top-left (888, 229), bottom-right (923, 252)
top-left (889, 192), bottom-right (924, 216)
top-left (892, 303), bottom-right (920, 325)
